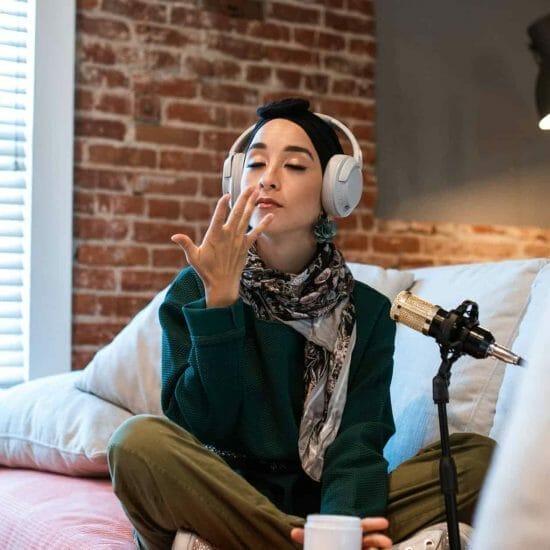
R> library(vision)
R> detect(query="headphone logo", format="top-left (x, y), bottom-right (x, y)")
top-left (221, 113), bottom-right (363, 218)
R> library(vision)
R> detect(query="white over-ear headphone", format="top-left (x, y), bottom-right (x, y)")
top-left (221, 113), bottom-right (363, 218)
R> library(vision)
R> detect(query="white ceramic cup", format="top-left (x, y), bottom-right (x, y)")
top-left (303, 514), bottom-right (362, 550)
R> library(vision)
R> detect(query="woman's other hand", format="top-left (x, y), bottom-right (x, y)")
top-left (290, 517), bottom-right (392, 549)
top-left (171, 186), bottom-right (273, 308)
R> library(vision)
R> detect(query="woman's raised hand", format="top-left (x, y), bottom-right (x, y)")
top-left (171, 186), bottom-right (273, 308)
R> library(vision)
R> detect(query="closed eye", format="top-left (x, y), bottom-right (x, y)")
top-left (286, 164), bottom-right (306, 171)
top-left (246, 162), bottom-right (265, 169)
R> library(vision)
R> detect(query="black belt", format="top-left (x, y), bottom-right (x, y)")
top-left (204, 445), bottom-right (298, 474)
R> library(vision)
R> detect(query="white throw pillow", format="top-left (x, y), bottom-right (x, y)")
top-left (347, 262), bottom-right (415, 302)
top-left (384, 258), bottom-right (547, 471)
top-left (0, 372), bottom-right (132, 476)
top-left (76, 266), bottom-right (414, 417)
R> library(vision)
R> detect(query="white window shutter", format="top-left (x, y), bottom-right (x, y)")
top-left (0, 0), bottom-right (29, 387)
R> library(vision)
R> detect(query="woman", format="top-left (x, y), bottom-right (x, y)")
top-left (108, 98), bottom-right (493, 550)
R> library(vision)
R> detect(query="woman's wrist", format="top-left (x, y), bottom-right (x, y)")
top-left (205, 286), bottom-right (240, 308)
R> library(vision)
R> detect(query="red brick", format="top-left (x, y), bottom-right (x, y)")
top-left (202, 130), bottom-right (241, 152)
top-left (320, 98), bottom-right (374, 121)
top-left (325, 10), bottom-right (374, 34)
top-left (134, 94), bottom-right (160, 123)
top-left (294, 29), bottom-right (346, 51)
top-left (275, 69), bottom-right (302, 89)
top-left (101, 0), bottom-right (167, 23)
top-left (78, 0), bottom-right (99, 9)
top-left (96, 295), bottom-right (151, 318)
top-left (120, 270), bottom-right (175, 291)
top-left (74, 140), bottom-right (84, 163)
top-left (72, 349), bottom-right (96, 371)
top-left (336, 215), bottom-right (358, 231)
top-left (73, 293), bottom-right (98, 315)
top-left (181, 200), bottom-right (212, 221)
top-left (74, 191), bottom-right (95, 214)
top-left (73, 321), bottom-right (126, 346)
top-left (153, 248), bottom-right (187, 268)
top-left (75, 217), bottom-right (129, 239)
top-left (360, 214), bottom-right (374, 230)
top-left (524, 243), bottom-right (550, 256)
top-left (208, 34), bottom-right (265, 61)
top-left (89, 145), bottom-right (157, 168)
top-left (373, 235), bottom-right (421, 254)
top-left (227, 108), bottom-right (256, 129)
top-left (75, 88), bottom-right (94, 111)
top-left (270, 2), bottom-right (320, 24)
top-left (135, 174), bottom-right (199, 195)
top-left (349, 38), bottom-right (376, 57)
top-left (336, 234), bottom-right (370, 249)
top-left (96, 194), bottom-right (145, 215)
top-left (146, 50), bottom-right (180, 71)
top-left (77, 244), bottom-right (149, 265)
top-left (73, 267), bottom-right (117, 290)
top-left (96, 93), bottom-right (131, 115)
top-left (80, 41), bottom-right (116, 65)
top-left (136, 125), bottom-right (199, 147)
top-left (78, 65), bottom-right (129, 88)
top-left (359, 188), bottom-right (377, 209)
top-left (348, 0), bottom-right (374, 16)
top-left (185, 57), bottom-right (241, 79)
top-left (75, 168), bottom-right (132, 191)
top-left (77, 14), bottom-right (130, 40)
top-left (135, 23), bottom-right (190, 47)
top-left (332, 79), bottom-right (357, 95)
top-left (246, 65), bottom-right (272, 84)
top-left (134, 221), bottom-right (195, 244)
top-left (246, 21), bottom-right (291, 42)
top-left (159, 151), bottom-right (223, 173)
top-left (148, 198), bottom-right (180, 219)
top-left (305, 74), bottom-right (329, 94)
top-left (324, 55), bottom-right (375, 79)
top-left (264, 45), bottom-right (319, 66)
top-left (166, 102), bottom-right (227, 126)
top-left (351, 123), bottom-right (375, 142)
top-left (201, 83), bottom-right (258, 106)
top-left (201, 177), bottom-right (223, 198)
top-left (75, 117), bottom-right (126, 140)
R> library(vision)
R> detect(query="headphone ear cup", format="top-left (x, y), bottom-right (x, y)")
top-left (221, 152), bottom-right (246, 207)
top-left (321, 154), bottom-right (363, 217)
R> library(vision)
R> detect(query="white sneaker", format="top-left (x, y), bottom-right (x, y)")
top-left (171, 530), bottom-right (216, 550)
top-left (392, 522), bottom-right (473, 550)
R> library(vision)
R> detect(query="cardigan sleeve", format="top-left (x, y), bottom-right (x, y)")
top-left (159, 267), bottom-right (247, 444)
top-left (319, 294), bottom-right (396, 518)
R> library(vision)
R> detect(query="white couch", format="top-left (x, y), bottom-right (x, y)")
top-left (0, 257), bottom-right (548, 548)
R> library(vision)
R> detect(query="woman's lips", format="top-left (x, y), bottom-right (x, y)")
top-left (256, 198), bottom-right (281, 209)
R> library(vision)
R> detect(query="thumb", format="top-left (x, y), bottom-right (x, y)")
top-left (171, 233), bottom-right (197, 263)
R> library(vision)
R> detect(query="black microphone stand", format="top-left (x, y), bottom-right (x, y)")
top-left (432, 300), bottom-right (480, 550)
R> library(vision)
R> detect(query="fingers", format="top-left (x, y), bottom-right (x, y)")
top-left (226, 185), bottom-right (257, 233)
top-left (207, 193), bottom-right (231, 236)
top-left (362, 533), bottom-right (392, 549)
top-left (360, 517), bottom-right (390, 532)
top-left (290, 528), bottom-right (304, 544)
top-left (247, 212), bottom-right (273, 241)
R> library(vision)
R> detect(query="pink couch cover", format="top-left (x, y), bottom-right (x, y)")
top-left (0, 468), bottom-right (134, 549)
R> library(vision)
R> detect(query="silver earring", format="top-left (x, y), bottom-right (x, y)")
top-left (313, 214), bottom-right (337, 243)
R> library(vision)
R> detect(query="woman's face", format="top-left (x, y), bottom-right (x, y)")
top-left (241, 118), bottom-right (323, 241)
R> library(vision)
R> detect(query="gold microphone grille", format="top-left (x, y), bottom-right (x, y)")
top-left (390, 291), bottom-right (440, 334)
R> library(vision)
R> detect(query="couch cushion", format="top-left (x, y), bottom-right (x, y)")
top-left (0, 372), bottom-right (131, 476)
top-left (384, 258), bottom-right (548, 471)
top-left (0, 468), bottom-right (134, 548)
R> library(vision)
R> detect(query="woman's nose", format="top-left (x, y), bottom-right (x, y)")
top-left (259, 170), bottom-right (278, 190)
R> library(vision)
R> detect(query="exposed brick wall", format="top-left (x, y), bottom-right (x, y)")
top-left (72, 0), bottom-right (549, 370)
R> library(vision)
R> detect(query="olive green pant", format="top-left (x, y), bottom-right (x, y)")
top-left (107, 415), bottom-right (495, 550)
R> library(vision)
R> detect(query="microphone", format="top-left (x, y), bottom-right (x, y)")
top-left (390, 291), bottom-right (524, 366)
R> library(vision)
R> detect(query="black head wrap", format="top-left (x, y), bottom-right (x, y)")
top-left (246, 97), bottom-right (343, 173)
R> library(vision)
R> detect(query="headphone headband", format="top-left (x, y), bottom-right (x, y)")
top-left (228, 113), bottom-right (363, 169)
